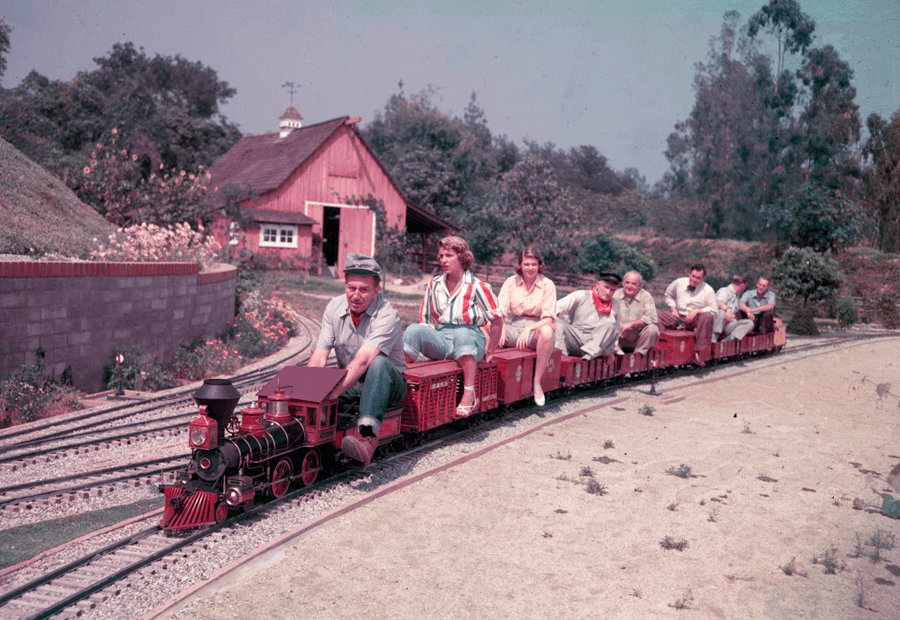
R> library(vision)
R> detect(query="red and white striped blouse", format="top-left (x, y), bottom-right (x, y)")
top-left (418, 271), bottom-right (502, 327)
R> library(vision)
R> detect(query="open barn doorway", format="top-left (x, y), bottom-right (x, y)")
top-left (322, 206), bottom-right (340, 270)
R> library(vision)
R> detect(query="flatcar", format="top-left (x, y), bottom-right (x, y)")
top-left (159, 320), bottom-right (786, 531)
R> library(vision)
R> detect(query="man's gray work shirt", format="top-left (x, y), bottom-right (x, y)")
top-left (316, 292), bottom-right (407, 372)
top-left (740, 289), bottom-right (777, 309)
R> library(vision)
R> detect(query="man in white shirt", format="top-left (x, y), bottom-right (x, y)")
top-left (658, 263), bottom-right (717, 366)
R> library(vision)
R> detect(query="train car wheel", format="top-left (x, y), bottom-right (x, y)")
top-left (215, 502), bottom-right (228, 524)
top-left (270, 458), bottom-right (293, 498)
top-left (299, 449), bottom-right (320, 487)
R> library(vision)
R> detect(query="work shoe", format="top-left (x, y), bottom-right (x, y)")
top-left (342, 435), bottom-right (378, 470)
top-left (693, 352), bottom-right (706, 368)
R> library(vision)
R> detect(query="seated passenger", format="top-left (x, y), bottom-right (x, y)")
top-left (308, 253), bottom-right (407, 470)
top-left (403, 236), bottom-right (503, 418)
top-left (739, 277), bottom-right (776, 334)
top-left (714, 274), bottom-right (754, 342)
top-left (658, 263), bottom-right (716, 367)
top-left (498, 247), bottom-right (557, 407)
top-left (612, 270), bottom-right (659, 355)
top-left (555, 272), bottom-right (622, 360)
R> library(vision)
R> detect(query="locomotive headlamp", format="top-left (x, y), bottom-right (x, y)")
top-left (190, 427), bottom-right (208, 447)
top-left (188, 405), bottom-right (218, 450)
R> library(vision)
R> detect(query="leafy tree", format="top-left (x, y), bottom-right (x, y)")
top-left (796, 45), bottom-right (861, 190)
top-left (497, 155), bottom-right (582, 269)
top-left (458, 191), bottom-right (508, 268)
top-left (862, 109), bottom-right (900, 252)
top-left (68, 128), bottom-right (217, 227)
top-left (665, 11), bottom-right (786, 238)
top-left (0, 42), bottom-right (240, 181)
top-left (666, 2), bottom-right (863, 241)
top-left (762, 183), bottom-right (871, 252)
top-left (770, 246), bottom-right (843, 333)
top-left (576, 233), bottom-right (657, 281)
top-left (363, 87), bottom-right (497, 220)
top-left (747, 0), bottom-right (815, 76)
top-left (0, 18), bottom-right (11, 81)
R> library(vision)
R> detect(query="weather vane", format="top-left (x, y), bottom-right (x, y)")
top-left (282, 81), bottom-right (300, 105)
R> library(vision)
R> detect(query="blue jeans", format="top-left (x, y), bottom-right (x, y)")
top-left (403, 323), bottom-right (486, 362)
top-left (338, 356), bottom-right (407, 435)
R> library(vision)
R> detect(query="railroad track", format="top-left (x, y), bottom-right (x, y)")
top-left (1, 332), bottom-right (895, 619)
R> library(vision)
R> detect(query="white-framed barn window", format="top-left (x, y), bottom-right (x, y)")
top-left (259, 224), bottom-right (298, 248)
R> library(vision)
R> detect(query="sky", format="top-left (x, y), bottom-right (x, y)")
top-left (1, 0), bottom-right (898, 185)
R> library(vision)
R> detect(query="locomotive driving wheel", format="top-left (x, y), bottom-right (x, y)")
top-left (298, 449), bottom-right (320, 487)
top-left (270, 457), bottom-right (293, 498)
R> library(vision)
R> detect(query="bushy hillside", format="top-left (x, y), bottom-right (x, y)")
top-left (0, 138), bottom-right (113, 258)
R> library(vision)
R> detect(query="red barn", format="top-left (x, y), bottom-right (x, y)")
top-left (209, 107), bottom-right (453, 277)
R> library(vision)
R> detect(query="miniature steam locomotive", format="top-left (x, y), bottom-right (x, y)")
top-left (160, 323), bottom-right (786, 531)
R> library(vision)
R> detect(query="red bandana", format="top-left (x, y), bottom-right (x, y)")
top-left (592, 288), bottom-right (612, 316)
top-left (350, 312), bottom-right (363, 328)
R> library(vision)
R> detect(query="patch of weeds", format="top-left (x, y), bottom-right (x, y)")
top-left (707, 507), bottom-right (720, 522)
top-left (669, 587), bottom-right (694, 610)
top-left (585, 479), bottom-right (608, 495)
top-left (603, 439), bottom-right (615, 449)
top-left (580, 466), bottom-right (595, 478)
top-left (812, 546), bottom-right (847, 574)
top-left (668, 503), bottom-right (678, 512)
top-left (556, 474), bottom-right (575, 483)
top-left (543, 532), bottom-right (553, 539)
top-left (780, 557), bottom-right (807, 577)
top-left (741, 422), bottom-right (755, 434)
top-left (554, 508), bottom-right (568, 514)
top-left (639, 403), bottom-right (655, 416)
top-left (854, 573), bottom-right (869, 609)
top-left (592, 455), bottom-right (620, 464)
top-left (866, 529), bottom-right (896, 563)
top-left (666, 464), bottom-right (693, 479)
top-left (851, 532), bottom-right (866, 558)
top-left (756, 475), bottom-right (778, 483)
top-left (660, 536), bottom-right (689, 551)
top-left (631, 588), bottom-right (642, 598)
top-left (550, 451), bottom-right (572, 460)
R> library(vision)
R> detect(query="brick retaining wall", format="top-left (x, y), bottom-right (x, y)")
top-left (0, 261), bottom-right (237, 393)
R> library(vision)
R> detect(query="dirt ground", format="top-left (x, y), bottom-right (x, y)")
top-left (157, 338), bottom-right (900, 620)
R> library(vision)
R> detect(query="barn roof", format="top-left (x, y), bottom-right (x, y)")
top-left (209, 116), bottom-right (349, 195)
top-left (242, 207), bottom-right (316, 226)
top-left (209, 115), bottom-right (458, 234)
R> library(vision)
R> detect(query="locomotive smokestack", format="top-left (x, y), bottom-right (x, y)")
top-left (193, 379), bottom-right (241, 439)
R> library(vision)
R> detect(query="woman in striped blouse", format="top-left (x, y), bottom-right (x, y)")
top-left (403, 236), bottom-right (503, 418)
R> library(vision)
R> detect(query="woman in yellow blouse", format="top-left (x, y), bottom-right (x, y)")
top-left (497, 247), bottom-right (557, 406)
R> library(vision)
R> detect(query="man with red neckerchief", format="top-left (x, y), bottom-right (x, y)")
top-left (554, 272), bottom-right (622, 360)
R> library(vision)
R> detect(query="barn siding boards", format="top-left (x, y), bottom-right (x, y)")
top-left (208, 115), bottom-right (451, 278)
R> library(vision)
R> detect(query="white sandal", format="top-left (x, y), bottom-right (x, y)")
top-left (456, 385), bottom-right (478, 418)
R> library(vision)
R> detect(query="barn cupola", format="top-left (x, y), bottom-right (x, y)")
top-left (279, 105), bottom-right (303, 138)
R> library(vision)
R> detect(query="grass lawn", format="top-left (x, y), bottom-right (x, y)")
top-left (271, 273), bottom-right (423, 329)
top-left (0, 496), bottom-right (164, 569)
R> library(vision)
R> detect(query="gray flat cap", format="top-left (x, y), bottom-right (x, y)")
top-left (344, 253), bottom-right (382, 276)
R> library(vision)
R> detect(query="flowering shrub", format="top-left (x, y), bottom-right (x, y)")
top-left (102, 346), bottom-right (177, 392)
top-left (91, 222), bottom-right (221, 271)
top-left (172, 294), bottom-right (298, 381)
top-left (0, 349), bottom-right (83, 428)
top-left (69, 128), bottom-right (216, 228)
top-left (228, 291), bottom-right (298, 359)
top-left (174, 339), bottom-right (243, 380)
